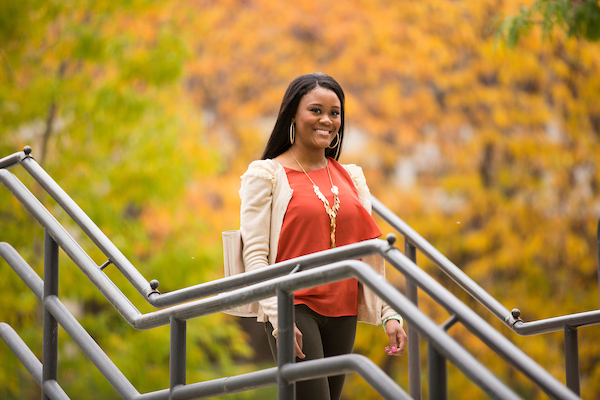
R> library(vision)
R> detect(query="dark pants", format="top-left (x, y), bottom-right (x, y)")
top-left (264, 304), bottom-right (358, 400)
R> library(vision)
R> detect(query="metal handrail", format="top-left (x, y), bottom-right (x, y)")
top-left (7, 148), bottom-right (585, 329)
top-left (6, 148), bottom-right (592, 329)
top-left (372, 194), bottom-right (600, 396)
top-left (1, 243), bottom-right (523, 399)
top-left (0, 150), bottom-right (24, 170)
top-left (0, 147), bottom-right (582, 398)
top-left (0, 151), bottom-right (515, 399)
top-left (2, 241), bottom-right (418, 399)
top-left (372, 196), bottom-right (600, 333)
top-left (372, 196), bottom-right (517, 325)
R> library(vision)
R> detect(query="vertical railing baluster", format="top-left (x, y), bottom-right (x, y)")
top-left (42, 230), bottom-right (59, 400)
top-left (564, 325), bottom-right (580, 395)
top-left (170, 316), bottom-right (187, 397)
top-left (428, 344), bottom-right (447, 400)
top-left (277, 287), bottom-right (295, 400)
top-left (405, 241), bottom-right (422, 399)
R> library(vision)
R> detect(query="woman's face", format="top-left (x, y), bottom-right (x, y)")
top-left (292, 86), bottom-right (341, 152)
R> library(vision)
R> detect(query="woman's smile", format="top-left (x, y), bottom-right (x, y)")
top-left (292, 86), bottom-right (341, 151)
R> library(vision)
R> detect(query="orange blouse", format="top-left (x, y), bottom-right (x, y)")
top-left (276, 158), bottom-right (382, 317)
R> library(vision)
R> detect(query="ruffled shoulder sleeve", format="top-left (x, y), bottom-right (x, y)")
top-left (241, 159), bottom-right (277, 192)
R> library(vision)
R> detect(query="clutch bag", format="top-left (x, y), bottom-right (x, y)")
top-left (222, 230), bottom-right (256, 317)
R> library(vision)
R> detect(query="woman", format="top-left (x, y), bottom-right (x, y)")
top-left (239, 73), bottom-right (406, 400)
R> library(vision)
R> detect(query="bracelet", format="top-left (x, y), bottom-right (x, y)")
top-left (382, 314), bottom-right (403, 334)
top-left (272, 323), bottom-right (297, 339)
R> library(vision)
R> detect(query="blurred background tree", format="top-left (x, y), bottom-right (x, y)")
top-left (1, 0), bottom-right (599, 399)
top-left (496, 0), bottom-right (600, 47)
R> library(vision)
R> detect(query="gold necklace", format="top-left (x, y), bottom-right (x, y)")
top-left (290, 150), bottom-right (340, 248)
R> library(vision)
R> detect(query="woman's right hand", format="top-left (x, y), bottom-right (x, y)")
top-left (384, 319), bottom-right (407, 356)
top-left (294, 325), bottom-right (305, 359)
top-left (275, 325), bottom-right (306, 359)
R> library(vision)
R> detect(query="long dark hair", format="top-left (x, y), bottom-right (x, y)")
top-left (261, 73), bottom-right (345, 160)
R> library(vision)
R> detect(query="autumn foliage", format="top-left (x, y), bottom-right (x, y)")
top-left (1, 0), bottom-right (600, 399)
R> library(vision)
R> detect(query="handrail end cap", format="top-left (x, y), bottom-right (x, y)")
top-left (385, 233), bottom-right (397, 246)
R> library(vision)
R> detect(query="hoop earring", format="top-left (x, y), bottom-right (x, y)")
top-left (328, 132), bottom-right (340, 149)
top-left (334, 141), bottom-right (341, 160)
top-left (290, 123), bottom-right (295, 145)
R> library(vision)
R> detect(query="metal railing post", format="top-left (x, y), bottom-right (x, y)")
top-left (405, 241), bottom-right (422, 399)
top-left (42, 230), bottom-right (59, 400)
top-left (428, 344), bottom-right (447, 400)
top-left (564, 325), bottom-right (580, 395)
top-left (170, 316), bottom-right (187, 397)
top-left (277, 286), bottom-right (295, 400)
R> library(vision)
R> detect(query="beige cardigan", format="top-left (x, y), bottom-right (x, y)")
top-left (240, 159), bottom-right (397, 330)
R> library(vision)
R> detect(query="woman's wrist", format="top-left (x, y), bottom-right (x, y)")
top-left (272, 323), bottom-right (297, 339)
top-left (382, 314), bottom-right (403, 334)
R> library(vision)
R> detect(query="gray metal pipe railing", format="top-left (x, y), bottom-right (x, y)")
top-left (145, 241), bottom-right (387, 308)
top-left (0, 322), bottom-right (44, 385)
top-left (564, 326), bottom-right (580, 395)
top-left (0, 323), bottom-right (71, 400)
top-left (404, 241), bottom-right (421, 399)
top-left (42, 381), bottom-right (70, 400)
top-left (0, 215), bottom-right (521, 399)
top-left (373, 195), bottom-right (600, 396)
top-left (0, 168), bottom-right (143, 323)
top-left (45, 294), bottom-right (141, 399)
top-left (43, 230), bottom-right (60, 400)
top-left (382, 244), bottom-right (578, 400)
top-left (280, 355), bottom-right (412, 400)
top-left (276, 286), bottom-right (295, 399)
top-left (0, 242), bottom-right (44, 299)
top-left (8, 147), bottom-right (598, 332)
top-left (0, 241), bottom-right (140, 398)
top-left (17, 154), bottom-right (155, 299)
top-left (372, 196), bottom-right (517, 325)
top-left (0, 247), bottom-right (478, 398)
top-left (372, 196), bottom-right (600, 335)
top-left (5, 148), bottom-right (599, 334)
top-left (0, 147), bottom-right (583, 398)
top-left (0, 148), bottom-right (26, 169)
top-left (1, 231), bottom-right (575, 399)
top-left (512, 309), bottom-right (600, 335)
top-left (0, 169), bottom-right (579, 399)
top-left (138, 354), bottom-right (410, 400)
top-left (11, 149), bottom-right (595, 333)
top-left (2, 246), bottom-right (521, 399)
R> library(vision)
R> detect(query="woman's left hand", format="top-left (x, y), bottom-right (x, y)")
top-left (384, 319), bottom-right (407, 356)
